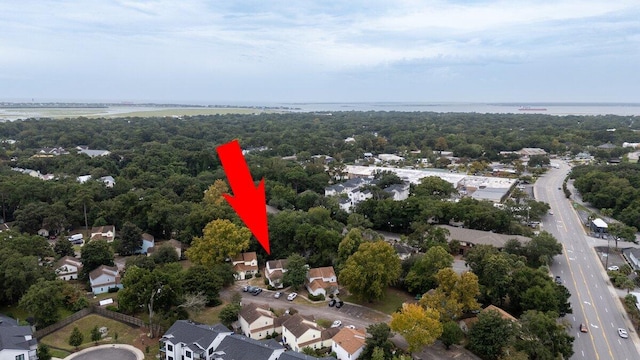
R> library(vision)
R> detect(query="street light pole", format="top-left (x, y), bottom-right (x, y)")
top-left (605, 236), bottom-right (610, 270)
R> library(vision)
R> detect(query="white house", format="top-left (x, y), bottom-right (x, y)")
top-left (265, 259), bottom-right (288, 288)
top-left (232, 252), bottom-right (258, 280)
top-left (383, 183), bottom-right (410, 201)
top-left (332, 327), bottom-right (366, 360)
top-left (89, 265), bottom-right (122, 295)
top-left (282, 314), bottom-right (337, 352)
top-left (55, 256), bottom-right (83, 281)
top-left (378, 154), bottom-right (404, 162)
top-left (90, 225), bottom-right (116, 242)
top-left (99, 175), bottom-right (116, 188)
top-left (160, 320), bottom-right (286, 360)
top-left (306, 266), bottom-right (338, 297)
top-left (139, 233), bottom-right (155, 254)
top-left (0, 315), bottom-right (38, 360)
top-left (239, 303), bottom-right (277, 340)
top-left (77, 148), bottom-right (111, 158)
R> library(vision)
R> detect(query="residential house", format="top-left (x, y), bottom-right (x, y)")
top-left (100, 175), bottom-right (116, 188)
top-left (160, 320), bottom-right (232, 360)
top-left (282, 314), bottom-right (338, 352)
top-left (232, 252), bottom-right (258, 280)
top-left (265, 259), bottom-right (288, 288)
top-left (36, 147), bottom-right (69, 156)
top-left (392, 242), bottom-right (417, 261)
top-left (338, 198), bottom-right (352, 213)
top-left (332, 327), bottom-right (366, 360)
top-left (137, 233), bottom-right (155, 255)
top-left (160, 320), bottom-right (289, 360)
top-left (37, 228), bottom-right (49, 237)
top-left (238, 303), bottom-right (277, 340)
top-left (438, 225), bottom-right (530, 256)
top-left (89, 265), bottom-right (122, 295)
top-left (306, 266), bottom-right (338, 297)
top-left (0, 222), bottom-right (11, 232)
top-left (91, 225), bottom-right (116, 242)
top-left (147, 239), bottom-right (183, 259)
top-left (0, 314), bottom-right (38, 360)
top-left (459, 305), bottom-right (517, 334)
top-left (383, 183), bottom-right (410, 201)
top-left (378, 154), bottom-right (404, 162)
top-left (55, 256), bottom-right (83, 281)
top-left (281, 352), bottom-right (337, 360)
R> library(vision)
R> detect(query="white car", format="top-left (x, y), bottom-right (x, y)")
top-left (618, 328), bottom-right (629, 338)
top-left (607, 265), bottom-right (620, 271)
top-left (331, 320), bottom-right (342, 328)
top-left (287, 292), bottom-right (297, 301)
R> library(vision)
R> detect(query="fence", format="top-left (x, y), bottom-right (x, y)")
top-left (34, 305), bottom-right (164, 339)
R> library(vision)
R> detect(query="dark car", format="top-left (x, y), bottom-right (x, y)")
top-left (335, 300), bottom-right (344, 308)
top-left (555, 276), bottom-right (562, 284)
top-left (252, 288), bottom-right (263, 296)
top-left (328, 299), bottom-right (336, 307)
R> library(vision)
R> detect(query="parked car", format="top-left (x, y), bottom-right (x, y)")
top-left (252, 288), bottom-right (263, 296)
top-left (328, 299), bottom-right (336, 307)
top-left (242, 285), bottom-right (250, 292)
top-left (607, 265), bottom-right (620, 271)
top-left (618, 328), bottom-right (629, 338)
top-left (245, 286), bottom-right (257, 293)
top-left (580, 323), bottom-right (588, 333)
top-left (287, 292), bottom-right (297, 301)
top-left (274, 292), bottom-right (282, 298)
top-left (346, 325), bottom-right (356, 329)
top-left (555, 276), bottom-right (562, 284)
top-left (335, 300), bottom-right (344, 308)
top-left (331, 320), bottom-right (342, 328)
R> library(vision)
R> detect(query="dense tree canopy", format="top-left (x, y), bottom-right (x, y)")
top-left (339, 241), bottom-right (401, 301)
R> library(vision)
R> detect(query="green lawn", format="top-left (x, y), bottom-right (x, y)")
top-left (40, 314), bottom-right (141, 352)
top-left (0, 304), bottom-right (30, 324)
top-left (189, 302), bottom-right (226, 324)
top-left (343, 287), bottom-right (413, 315)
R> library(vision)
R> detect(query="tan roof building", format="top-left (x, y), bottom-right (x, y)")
top-left (332, 328), bottom-right (366, 360)
top-left (306, 266), bottom-right (338, 297)
top-left (265, 259), bottom-right (288, 288)
top-left (232, 252), bottom-right (258, 280)
top-left (438, 225), bottom-right (530, 255)
top-left (238, 303), bottom-right (277, 340)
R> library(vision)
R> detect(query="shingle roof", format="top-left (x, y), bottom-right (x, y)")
top-left (233, 252), bottom-right (257, 264)
top-left (438, 225), bottom-right (530, 248)
top-left (240, 303), bottom-right (274, 325)
top-left (89, 265), bottom-right (118, 282)
top-left (266, 259), bottom-right (288, 272)
top-left (332, 327), bottom-right (366, 355)
top-left (283, 314), bottom-right (319, 338)
top-left (0, 325), bottom-right (36, 351)
top-left (280, 352), bottom-right (337, 360)
top-left (308, 266), bottom-right (336, 280)
top-left (216, 333), bottom-right (284, 360)
top-left (162, 320), bottom-right (231, 352)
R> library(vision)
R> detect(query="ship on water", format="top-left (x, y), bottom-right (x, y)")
top-left (519, 106), bottom-right (547, 111)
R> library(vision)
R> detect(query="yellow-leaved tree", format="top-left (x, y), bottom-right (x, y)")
top-left (420, 268), bottom-right (480, 321)
top-left (390, 303), bottom-right (443, 354)
top-left (186, 219), bottom-right (251, 267)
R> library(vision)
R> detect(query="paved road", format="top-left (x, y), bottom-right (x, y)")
top-left (536, 162), bottom-right (640, 360)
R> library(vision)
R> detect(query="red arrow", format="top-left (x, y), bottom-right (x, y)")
top-left (216, 140), bottom-right (270, 254)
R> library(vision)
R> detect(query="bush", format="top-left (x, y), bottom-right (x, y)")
top-left (108, 287), bottom-right (120, 293)
top-left (245, 273), bottom-right (253, 279)
top-left (106, 305), bottom-right (119, 312)
top-left (267, 285), bottom-right (276, 291)
top-left (255, 272), bottom-right (261, 278)
top-left (308, 293), bottom-right (325, 301)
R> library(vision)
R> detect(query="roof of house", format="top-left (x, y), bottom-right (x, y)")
top-left (89, 265), bottom-right (118, 282)
top-left (438, 225), bottom-right (531, 248)
top-left (162, 320), bottom-right (232, 351)
top-left (142, 233), bottom-right (155, 242)
top-left (216, 333), bottom-right (284, 360)
top-left (233, 252), bottom-right (257, 264)
top-left (283, 314), bottom-right (319, 338)
top-left (266, 259), bottom-right (288, 271)
top-left (0, 324), bottom-right (36, 351)
top-left (483, 305), bottom-right (517, 322)
top-left (308, 266), bottom-right (336, 280)
top-left (332, 327), bottom-right (366, 355)
top-left (280, 352), bottom-right (336, 360)
top-left (307, 278), bottom-right (338, 292)
top-left (91, 225), bottom-right (115, 234)
top-left (56, 256), bottom-right (83, 269)
top-left (240, 303), bottom-right (275, 325)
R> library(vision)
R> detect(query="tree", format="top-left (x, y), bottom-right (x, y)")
top-left (19, 279), bottom-right (66, 327)
top-left (219, 303), bottom-right (241, 328)
top-left (186, 219), bottom-right (251, 267)
top-left (467, 310), bottom-right (515, 360)
top-left (54, 239), bottom-right (75, 258)
top-left (361, 323), bottom-right (394, 360)
top-left (339, 241), bottom-right (401, 301)
top-left (80, 240), bottom-right (114, 277)
top-left (440, 321), bottom-right (464, 350)
top-left (283, 254), bottom-right (308, 290)
top-left (515, 310), bottom-right (574, 360)
top-left (91, 325), bottom-right (102, 344)
top-left (420, 268), bottom-right (480, 321)
top-left (390, 303), bottom-right (443, 354)
top-left (117, 221), bottom-right (143, 256)
top-left (69, 326), bottom-right (84, 349)
top-left (151, 244), bottom-right (180, 264)
top-left (405, 246), bottom-right (453, 294)
top-left (182, 265), bottom-right (223, 306)
top-left (523, 231), bottom-right (562, 267)
top-left (37, 344), bottom-right (52, 360)
top-left (178, 292), bottom-right (208, 315)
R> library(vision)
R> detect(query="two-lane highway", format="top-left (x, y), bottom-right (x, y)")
top-left (535, 162), bottom-right (640, 359)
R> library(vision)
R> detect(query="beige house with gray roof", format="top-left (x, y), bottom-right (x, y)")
top-left (438, 225), bottom-right (531, 255)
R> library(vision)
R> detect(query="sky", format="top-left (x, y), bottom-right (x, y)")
top-left (1, 0), bottom-right (639, 104)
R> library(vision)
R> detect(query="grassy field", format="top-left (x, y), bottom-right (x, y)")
top-left (343, 287), bottom-right (413, 315)
top-left (0, 304), bottom-right (30, 324)
top-left (40, 314), bottom-right (142, 352)
top-left (189, 302), bottom-right (226, 324)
